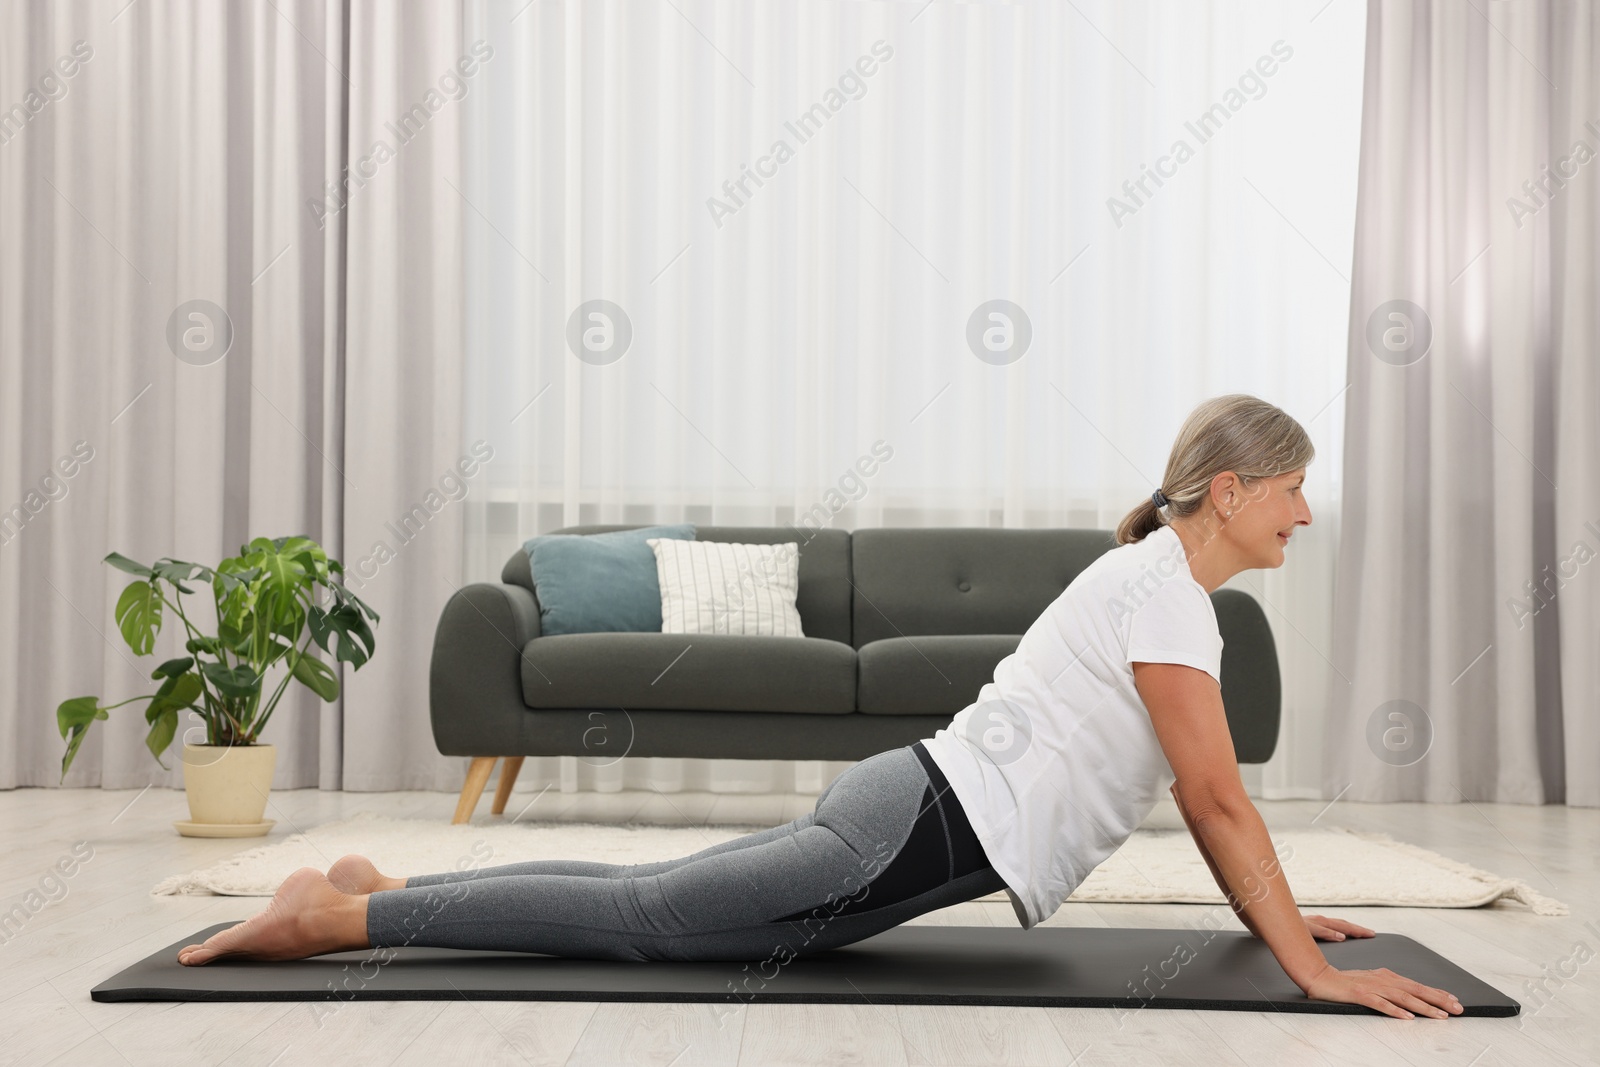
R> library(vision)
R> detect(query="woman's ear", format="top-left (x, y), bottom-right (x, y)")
top-left (1209, 470), bottom-right (1242, 514)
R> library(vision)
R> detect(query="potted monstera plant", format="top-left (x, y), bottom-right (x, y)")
top-left (56, 536), bottom-right (378, 837)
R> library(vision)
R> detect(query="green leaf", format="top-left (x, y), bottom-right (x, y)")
top-left (213, 559), bottom-right (259, 630)
top-left (57, 696), bottom-right (104, 739)
top-left (114, 580), bottom-right (163, 655)
top-left (257, 552), bottom-right (308, 627)
top-left (201, 661), bottom-right (260, 699)
top-left (216, 617), bottom-right (253, 655)
top-left (151, 559), bottom-right (209, 584)
top-left (146, 672), bottom-right (202, 722)
top-left (308, 601), bottom-right (376, 669)
top-left (56, 696), bottom-right (109, 781)
top-left (185, 636), bottom-right (222, 656)
top-left (282, 536), bottom-right (325, 561)
top-left (104, 552), bottom-right (153, 577)
top-left (216, 586), bottom-right (252, 634)
top-left (289, 649), bottom-right (339, 702)
top-left (213, 560), bottom-right (255, 592)
top-left (322, 580), bottom-right (380, 625)
top-left (60, 726), bottom-right (90, 781)
top-left (150, 559), bottom-right (209, 595)
top-left (342, 584), bottom-right (380, 624)
top-left (261, 586), bottom-right (306, 638)
top-left (151, 656), bottom-right (194, 680)
top-left (145, 707), bottom-right (179, 768)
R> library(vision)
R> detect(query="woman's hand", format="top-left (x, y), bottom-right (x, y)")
top-left (1302, 963), bottom-right (1464, 1019)
top-left (1302, 913), bottom-right (1375, 942)
top-left (1297, 915), bottom-right (1463, 1017)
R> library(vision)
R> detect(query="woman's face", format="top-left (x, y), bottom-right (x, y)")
top-left (1231, 468), bottom-right (1312, 567)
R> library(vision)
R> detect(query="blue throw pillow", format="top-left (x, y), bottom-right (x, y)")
top-left (522, 524), bottom-right (697, 635)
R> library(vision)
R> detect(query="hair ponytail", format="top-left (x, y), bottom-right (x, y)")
top-left (1115, 494), bottom-right (1168, 546)
top-left (1114, 394), bottom-right (1315, 545)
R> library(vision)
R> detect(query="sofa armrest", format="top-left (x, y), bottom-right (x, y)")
top-left (429, 582), bottom-right (541, 756)
top-left (1212, 587), bottom-right (1282, 763)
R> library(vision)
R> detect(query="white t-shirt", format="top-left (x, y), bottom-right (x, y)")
top-left (920, 523), bottom-right (1225, 930)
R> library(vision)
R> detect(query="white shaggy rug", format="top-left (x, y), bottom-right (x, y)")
top-left (151, 810), bottom-right (1568, 916)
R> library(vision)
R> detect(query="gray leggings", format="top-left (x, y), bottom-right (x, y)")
top-left (365, 743), bottom-right (1005, 961)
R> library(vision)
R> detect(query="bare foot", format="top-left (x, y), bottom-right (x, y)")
top-left (326, 854), bottom-right (407, 894)
top-left (177, 867), bottom-right (369, 966)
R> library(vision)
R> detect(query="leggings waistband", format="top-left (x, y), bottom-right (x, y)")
top-left (910, 740), bottom-right (992, 879)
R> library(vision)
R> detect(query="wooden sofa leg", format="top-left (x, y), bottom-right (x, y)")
top-left (453, 757), bottom-right (498, 824)
top-left (491, 756), bottom-right (526, 815)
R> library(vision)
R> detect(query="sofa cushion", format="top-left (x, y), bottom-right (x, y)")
top-left (849, 528), bottom-right (1116, 647)
top-left (521, 524), bottom-right (696, 635)
top-left (857, 635), bottom-right (1022, 716)
top-left (649, 539), bottom-right (804, 636)
top-left (505, 525), bottom-right (853, 645)
top-left (519, 632), bottom-right (857, 713)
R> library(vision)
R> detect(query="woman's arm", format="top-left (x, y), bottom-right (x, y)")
top-left (1171, 781), bottom-right (1372, 944)
top-left (1134, 662), bottom-right (1462, 1019)
top-left (1169, 781), bottom-right (1263, 938)
top-left (1133, 661), bottom-right (1328, 990)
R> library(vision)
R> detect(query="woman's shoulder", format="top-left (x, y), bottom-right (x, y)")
top-left (1044, 527), bottom-right (1214, 643)
top-left (1059, 525), bottom-right (1184, 596)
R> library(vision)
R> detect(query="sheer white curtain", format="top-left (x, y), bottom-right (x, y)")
top-left (456, 0), bottom-right (1368, 799)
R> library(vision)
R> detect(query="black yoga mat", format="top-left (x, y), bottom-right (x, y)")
top-left (92, 923), bottom-right (1519, 1016)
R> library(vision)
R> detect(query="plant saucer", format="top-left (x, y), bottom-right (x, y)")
top-left (173, 819), bottom-right (276, 838)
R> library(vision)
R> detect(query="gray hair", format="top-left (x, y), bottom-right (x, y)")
top-left (1116, 394), bottom-right (1315, 545)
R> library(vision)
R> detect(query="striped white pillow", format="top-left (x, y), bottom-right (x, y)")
top-left (645, 539), bottom-right (805, 636)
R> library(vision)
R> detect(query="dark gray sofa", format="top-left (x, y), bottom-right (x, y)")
top-left (431, 524), bottom-right (1282, 822)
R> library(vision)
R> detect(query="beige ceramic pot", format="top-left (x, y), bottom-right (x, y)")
top-left (179, 742), bottom-right (277, 835)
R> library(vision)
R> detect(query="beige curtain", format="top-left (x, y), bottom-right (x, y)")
top-left (0, 0), bottom-right (473, 793)
top-left (335, 0), bottom-right (470, 789)
top-left (1329, 0), bottom-right (1599, 805)
top-left (0, 0), bottom-right (348, 790)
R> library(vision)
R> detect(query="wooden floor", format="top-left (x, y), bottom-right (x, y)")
top-left (1, 785), bottom-right (1595, 1067)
